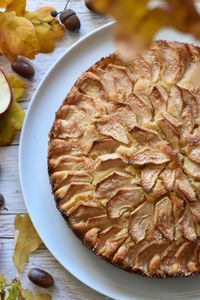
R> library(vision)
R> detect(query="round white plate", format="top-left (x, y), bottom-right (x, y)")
top-left (19, 22), bottom-right (200, 300)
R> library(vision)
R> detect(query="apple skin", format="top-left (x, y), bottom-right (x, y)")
top-left (0, 69), bottom-right (13, 119)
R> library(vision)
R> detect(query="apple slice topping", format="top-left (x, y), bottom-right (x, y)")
top-left (0, 69), bottom-right (13, 118)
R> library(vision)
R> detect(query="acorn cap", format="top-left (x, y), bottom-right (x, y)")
top-left (60, 9), bottom-right (76, 24)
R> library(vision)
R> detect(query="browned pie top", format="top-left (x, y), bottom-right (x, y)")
top-left (48, 40), bottom-right (200, 278)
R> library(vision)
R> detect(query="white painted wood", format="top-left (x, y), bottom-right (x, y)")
top-left (4, 1), bottom-right (200, 298)
top-left (0, 0), bottom-right (112, 299)
top-left (0, 240), bottom-right (109, 300)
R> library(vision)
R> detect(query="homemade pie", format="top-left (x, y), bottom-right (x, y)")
top-left (48, 40), bottom-right (200, 278)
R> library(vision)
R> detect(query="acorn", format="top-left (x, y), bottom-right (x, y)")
top-left (59, 9), bottom-right (80, 32)
top-left (11, 59), bottom-right (35, 79)
top-left (28, 268), bottom-right (54, 288)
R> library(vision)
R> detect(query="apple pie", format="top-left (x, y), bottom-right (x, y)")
top-left (48, 40), bottom-right (200, 278)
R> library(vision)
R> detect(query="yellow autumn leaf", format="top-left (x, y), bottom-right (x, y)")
top-left (0, 2), bottom-right (64, 60)
top-left (0, 274), bottom-right (7, 286)
top-left (6, 75), bottom-right (25, 101)
top-left (94, 0), bottom-right (200, 55)
top-left (0, 274), bottom-right (7, 294)
top-left (0, 0), bottom-right (12, 9)
top-left (24, 7), bottom-right (65, 53)
top-left (13, 214), bottom-right (42, 273)
top-left (0, 75), bottom-right (25, 146)
top-left (0, 11), bottom-right (39, 62)
top-left (21, 289), bottom-right (52, 300)
top-left (6, 0), bottom-right (26, 16)
top-left (0, 100), bottom-right (24, 146)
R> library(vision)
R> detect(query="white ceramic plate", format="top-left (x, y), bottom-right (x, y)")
top-left (19, 22), bottom-right (200, 300)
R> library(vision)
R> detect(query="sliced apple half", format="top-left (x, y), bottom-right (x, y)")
top-left (0, 69), bottom-right (13, 118)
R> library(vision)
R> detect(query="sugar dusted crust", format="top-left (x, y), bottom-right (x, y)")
top-left (48, 41), bottom-right (200, 278)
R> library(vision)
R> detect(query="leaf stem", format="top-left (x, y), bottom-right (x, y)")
top-left (64, 0), bottom-right (70, 10)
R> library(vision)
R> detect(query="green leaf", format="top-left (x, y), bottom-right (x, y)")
top-left (5, 282), bottom-right (20, 300)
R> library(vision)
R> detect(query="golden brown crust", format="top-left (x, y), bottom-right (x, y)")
top-left (48, 40), bottom-right (200, 278)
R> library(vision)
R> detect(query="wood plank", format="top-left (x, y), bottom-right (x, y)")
top-left (0, 239), bottom-right (110, 299)
top-left (0, 145), bottom-right (26, 214)
top-left (2, 0), bottom-right (200, 298)
top-left (0, 214), bottom-right (16, 238)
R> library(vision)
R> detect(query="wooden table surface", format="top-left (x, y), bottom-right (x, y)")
top-left (0, 1), bottom-right (112, 299)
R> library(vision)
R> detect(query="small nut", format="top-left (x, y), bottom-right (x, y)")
top-left (11, 59), bottom-right (35, 79)
top-left (63, 15), bottom-right (81, 32)
top-left (28, 268), bottom-right (54, 288)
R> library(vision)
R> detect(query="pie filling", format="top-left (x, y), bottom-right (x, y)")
top-left (48, 40), bottom-right (200, 278)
